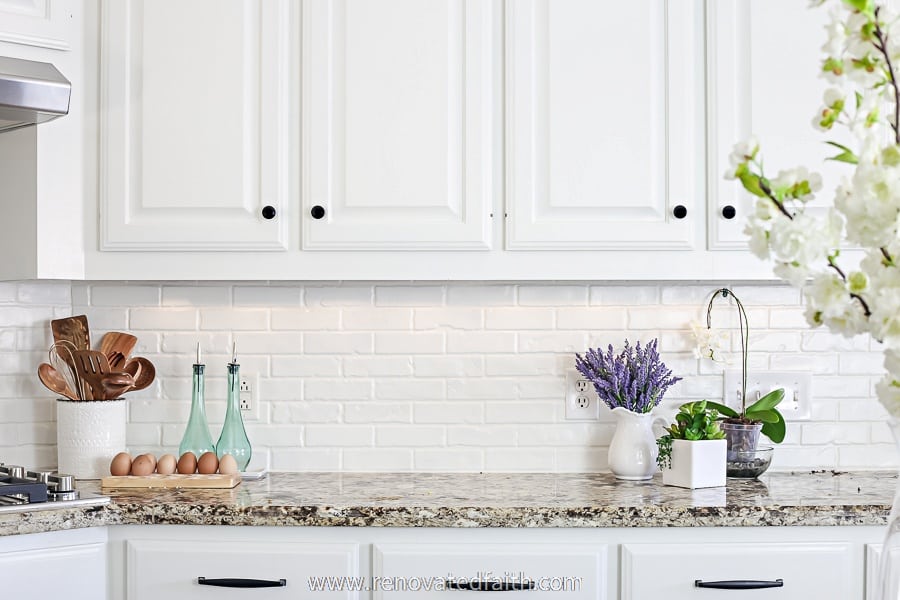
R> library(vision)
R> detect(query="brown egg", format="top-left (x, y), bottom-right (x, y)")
top-left (197, 451), bottom-right (219, 474)
top-left (176, 452), bottom-right (198, 474)
top-left (217, 453), bottom-right (238, 474)
top-left (156, 453), bottom-right (177, 475)
top-left (130, 453), bottom-right (155, 476)
top-left (109, 452), bottom-right (132, 476)
top-left (136, 453), bottom-right (156, 470)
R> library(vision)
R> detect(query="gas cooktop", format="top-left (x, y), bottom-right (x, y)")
top-left (0, 464), bottom-right (110, 514)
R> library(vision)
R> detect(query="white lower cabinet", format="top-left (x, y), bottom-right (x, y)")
top-left (0, 528), bottom-right (107, 598)
top-left (621, 542), bottom-right (858, 599)
top-left (373, 543), bottom-right (606, 599)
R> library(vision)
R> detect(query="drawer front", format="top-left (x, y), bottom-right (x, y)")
top-left (621, 542), bottom-right (855, 599)
top-left (126, 539), bottom-right (360, 599)
top-left (373, 543), bottom-right (607, 599)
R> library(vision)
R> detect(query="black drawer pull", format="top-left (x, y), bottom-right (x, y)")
top-left (721, 205), bottom-right (736, 219)
top-left (695, 579), bottom-right (783, 590)
top-left (311, 205), bottom-right (326, 219)
top-left (261, 205), bottom-right (277, 219)
top-left (197, 577), bottom-right (286, 588)
top-left (673, 205), bottom-right (688, 219)
top-left (446, 580), bottom-right (535, 591)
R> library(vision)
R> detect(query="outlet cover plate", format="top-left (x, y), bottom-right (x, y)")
top-left (239, 373), bottom-right (261, 421)
top-left (723, 370), bottom-right (811, 421)
top-left (565, 368), bottom-right (600, 420)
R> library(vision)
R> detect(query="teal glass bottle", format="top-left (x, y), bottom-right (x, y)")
top-left (178, 361), bottom-right (215, 459)
top-left (216, 360), bottom-right (252, 471)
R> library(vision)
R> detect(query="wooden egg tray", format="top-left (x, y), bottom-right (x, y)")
top-left (100, 473), bottom-right (241, 489)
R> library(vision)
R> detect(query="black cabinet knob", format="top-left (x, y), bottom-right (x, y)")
top-left (261, 205), bottom-right (276, 220)
top-left (673, 205), bottom-right (687, 219)
top-left (722, 205), bottom-right (737, 219)
top-left (310, 205), bottom-right (326, 220)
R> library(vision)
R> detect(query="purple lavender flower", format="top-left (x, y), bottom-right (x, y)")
top-left (574, 339), bottom-right (681, 413)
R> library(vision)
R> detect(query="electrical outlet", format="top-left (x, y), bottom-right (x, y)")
top-left (565, 369), bottom-right (600, 420)
top-left (239, 373), bottom-right (261, 421)
top-left (723, 370), bottom-right (812, 420)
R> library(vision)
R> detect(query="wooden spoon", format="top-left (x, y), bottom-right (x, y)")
top-left (127, 357), bottom-right (156, 392)
top-left (100, 332), bottom-right (138, 366)
top-left (37, 363), bottom-right (77, 401)
top-left (50, 315), bottom-right (90, 351)
top-left (99, 372), bottom-right (135, 400)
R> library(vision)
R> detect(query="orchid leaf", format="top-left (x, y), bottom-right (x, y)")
top-left (702, 401), bottom-right (739, 419)
top-left (761, 412), bottom-right (786, 444)
top-left (746, 388), bottom-right (785, 413)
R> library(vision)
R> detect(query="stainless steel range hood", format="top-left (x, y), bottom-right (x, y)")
top-left (0, 56), bottom-right (70, 133)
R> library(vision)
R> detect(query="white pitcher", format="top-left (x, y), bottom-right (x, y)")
top-left (608, 406), bottom-right (664, 480)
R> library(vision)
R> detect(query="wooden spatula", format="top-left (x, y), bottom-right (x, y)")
top-left (99, 332), bottom-right (138, 366)
top-left (71, 349), bottom-right (112, 400)
top-left (51, 315), bottom-right (90, 351)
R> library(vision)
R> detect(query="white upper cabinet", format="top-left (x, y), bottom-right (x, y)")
top-left (99, 0), bottom-right (290, 252)
top-left (301, 0), bottom-right (496, 251)
top-left (709, 0), bottom-right (840, 249)
top-left (505, 0), bottom-right (704, 251)
top-left (0, 0), bottom-right (74, 50)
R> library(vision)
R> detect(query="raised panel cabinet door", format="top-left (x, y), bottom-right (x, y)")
top-left (505, 0), bottom-right (703, 250)
top-left (302, 0), bottom-right (495, 251)
top-left (0, 0), bottom-right (74, 50)
top-left (100, 0), bottom-right (290, 251)
top-left (709, 0), bottom-right (841, 249)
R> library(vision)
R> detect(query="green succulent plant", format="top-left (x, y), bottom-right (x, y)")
top-left (656, 400), bottom-right (726, 470)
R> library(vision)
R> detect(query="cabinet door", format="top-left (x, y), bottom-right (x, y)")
top-left (0, 530), bottom-right (106, 599)
top-left (301, 0), bottom-right (495, 251)
top-left (505, 0), bottom-right (703, 250)
top-left (99, 0), bottom-right (290, 252)
top-left (709, 0), bottom-right (841, 249)
top-left (621, 542), bottom-right (857, 599)
top-left (0, 0), bottom-right (74, 51)
top-left (373, 543), bottom-right (607, 599)
top-left (126, 539), bottom-right (360, 599)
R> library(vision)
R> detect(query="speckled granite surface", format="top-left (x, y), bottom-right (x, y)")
top-left (0, 471), bottom-right (895, 537)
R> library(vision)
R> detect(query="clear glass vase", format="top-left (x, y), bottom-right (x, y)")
top-left (216, 361), bottom-right (252, 471)
top-left (874, 418), bottom-right (900, 600)
top-left (178, 363), bottom-right (215, 459)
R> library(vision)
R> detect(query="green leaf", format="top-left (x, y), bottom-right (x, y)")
top-left (747, 388), bottom-right (785, 413)
top-left (761, 412), bottom-right (786, 444)
top-left (738, 172), bottom-right (769, 198)
top-left (749, 409), bottom-right (780, 424)
top-left (703, 401), bottom-right (739, 419)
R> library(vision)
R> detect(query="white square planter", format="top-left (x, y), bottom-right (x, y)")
top-left (661, 439), bottom-right (726, 489)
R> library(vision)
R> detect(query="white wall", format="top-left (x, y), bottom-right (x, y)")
top-left (1, 280), bottom-right (894, 472)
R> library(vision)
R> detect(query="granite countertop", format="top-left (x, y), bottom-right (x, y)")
top-left (1, 471), bottom-right (895, 537)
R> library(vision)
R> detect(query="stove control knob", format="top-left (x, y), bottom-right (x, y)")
top-left (6, 466), bottom-right (24, 479)
top-left (51, 474), bottom-right (75, 493)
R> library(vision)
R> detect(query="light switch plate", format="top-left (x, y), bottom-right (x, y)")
top-left (723, 370), bottom-right (811, 420)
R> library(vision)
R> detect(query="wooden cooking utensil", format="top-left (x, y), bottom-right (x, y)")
top-left (37, 363), bottom-right (78, 401)
top-left (127, 357), bottom-right (156, 392)
top-left (49, 342), bottom-right (82, 400)
top-left (99, 372), bottom-right (135, 399)
top-left (99, 332), bottom-right (138, 366)
top-left (50, 315), bottom-right (90, 352)
top-left (71, 349), bottom-right (112, 400)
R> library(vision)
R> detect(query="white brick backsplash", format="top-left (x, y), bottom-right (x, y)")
top-left (556, 307), bottom-right (627, 330)
top-left (304, 332), bottom-right (373, 354)
top-left (448, 426), bottom-right (517, 446)
top-left (485, 308), bottom-right (554, 330)
top-left (344, 356), bottom-right (413, 377)
top-left (414, 449), bottom-right (484, 471)
top-left (414, 356), bottom-right (484, 377)
top-left (447, 285), bottom-right (515, 306)
top-left (375, 285), bottom-right (444, 306)
top-left (131, 308), bottom-right (197, 330)
top-left (447, 331), bottom-right (515, 354)
top-left (518, 285), bottom-right (588, 306)
top-left (162, 286), bottom-right (230, 306)
top-left (591, 285), bottom-right (660, 305)
top-left (201, 308), bottom-right (268, 330)
top-left (344, 402), bottom-right (412, 423)
top-left (376, 332), bottom-right (445, 354)
top-left (343, 448), bottom-right (413, 471)
top-left (485, 448), bottom-right (556, 471)
top-left (271, 308), bottom-right (340, 330)
top-left (234, 286), bottom-right (301, 306)
top-left (91, 285), bottom-right (160, 306)
top-left (0, 280), bottom-right (895, 473)
top-left (376, 425), bottom-right (445, 446)
top-left (306, 425), bottom-right (373, 447)
top-left (414, 308), bottom-right (482, 330)
top-left (272, 356), bottom-right (341, 377)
